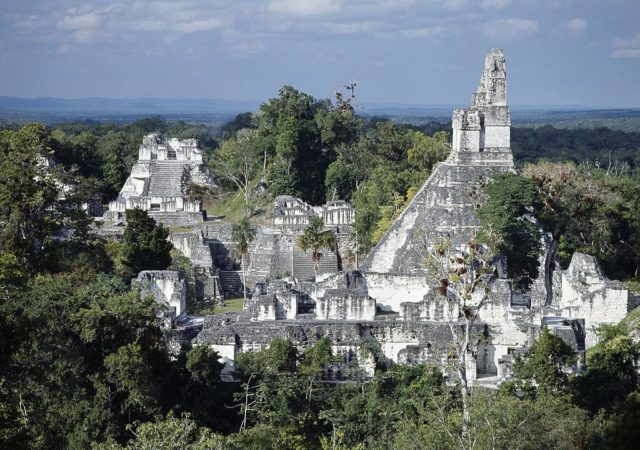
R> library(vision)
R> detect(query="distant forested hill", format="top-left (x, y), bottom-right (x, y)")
top-left (511, 126), bottom-right (640, 175)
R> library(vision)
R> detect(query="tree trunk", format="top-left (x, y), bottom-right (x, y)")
top-left (459, 320), bottom-right (472, 438)
top-left (242, 254), bottom-right (247, 305)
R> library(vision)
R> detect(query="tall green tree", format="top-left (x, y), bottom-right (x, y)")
top-left (231, 218), bottom-right (256, 302)
top-left (477, 172), bottom-right (542, 289)
top-left (0, 124), bottom-right (60, 273)
top-left (122, 208), bottom-right (173, 279)
top-left (213, 130), bottom-right (263, 214)
top-left (511, 327), bottom-right (577, 395)
top-left (297, 217), bottom-right (336, 295)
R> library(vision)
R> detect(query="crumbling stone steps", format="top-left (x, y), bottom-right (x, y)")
top-left (220, 270), bottom-right (244, 296)
top-left (147, 211), bottom-right (204, 225)
top-left (292, 247), bottom-right (338, 281)
top-left (148, 162), bottom-right (187, 197)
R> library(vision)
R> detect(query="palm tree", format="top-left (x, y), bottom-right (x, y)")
top-left (297, 217), bottom-right (336, 297)
top-left (231, 218), bottom-right (256, 304)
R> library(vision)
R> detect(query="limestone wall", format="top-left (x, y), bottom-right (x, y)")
top-left (316, 289), bottom-right (376, 321)
top-left (135, 270), bottom-right (187, 317)
top-left (557, 253), bottom-right (629, 347)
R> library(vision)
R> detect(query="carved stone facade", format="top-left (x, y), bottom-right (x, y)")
top-left (104, 134), bottom-right (216, 225)
top-left (273, 195), bottom-right (354, 230)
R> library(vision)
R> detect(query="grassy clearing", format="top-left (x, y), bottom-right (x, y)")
top-left (213, 297), bottom-right (245, 314)
top-left (203, 190), bottom-right (273, 226)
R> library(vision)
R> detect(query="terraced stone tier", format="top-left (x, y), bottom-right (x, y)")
top-left (362, 151), bottom-right (514, 276)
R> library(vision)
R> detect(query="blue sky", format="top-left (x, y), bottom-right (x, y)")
top-left (1, 0), bottom-right (639, 107)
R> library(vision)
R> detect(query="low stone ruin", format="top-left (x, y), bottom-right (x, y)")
top-left (135, 270), bottom-right (187, 324)
top-left (104, 134), bottom-right (216, 225)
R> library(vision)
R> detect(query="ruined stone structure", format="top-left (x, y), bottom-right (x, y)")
top-left (168, 195), bottom-right (355, 298)
top-left (135, 270), bottom-right (187, 323)
top-left (105, 134), bottom-right (215, 225)
top-left (177, 50), bottom-right (633, 384)
top-left (273, 195), bottom-right (354, 229)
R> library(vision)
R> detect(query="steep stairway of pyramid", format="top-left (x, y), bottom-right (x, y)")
top-left (220, 270), bottom-right (243, 296)
top-left (147, 162), bottom-right (186, 197)
top-left (292, 247), bottom-right (338, 281)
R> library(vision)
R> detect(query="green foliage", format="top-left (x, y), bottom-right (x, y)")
top-left (575, 322), bottom-right (640, 413)
top-left (524, 162), bottom-right (640, 280)
top-left (186, 346), bottom-right (224, 384)
top-left (0, 124), bottom-right (60, 270)
top-left (212, 130), bottom-right (263, 213)
top-left (512, 125), bottom-right (640, 176)
top-left (599, 391), bottom-right (640, 450)
top-left (0, 273), bottom-right (176, 448)
top-left (121, 208), bottom-right (173, 278)
top-left (477, 172), bottom-right (542, 289)
top-left (258, 86), bottom-right (337, 204)
top-left (94, 411), bottom-right (226, 450)
top-left (512, 327), bottom-right (577, 395)
top-left (231, 218), bottom-right (256, 258)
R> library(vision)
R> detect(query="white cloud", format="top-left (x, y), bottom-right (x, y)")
top-left (268, 0), bottom-right (343, 17)
top-left (442, 0), bottom-right (468, 10)
top-left (173, 18), bottom-right (222, 33)
top-left (15, 16), bottom-right (50, 31)
top-left (567, 18), bottom-right (587, 32)
top-left (611, 32), bottom-right (640, 58)
top-left (481, 0), bottom-right (511, 9)
top-left (610, 49), bottom-right (640, 58)
top-left (58, 13), bottom-right (100, 30)
top-left (325, 21), bottom-right (381, 34)
top-left (71, 28), bottom-right (96, 43)
top-left (613, 32), bottom-right (640, 49)
top-left (377, 26), bottom-right (446, 40)
top-left (484, 18), bottom-right (539, 40)
top-left (129, 20), bottom-right (166, 32)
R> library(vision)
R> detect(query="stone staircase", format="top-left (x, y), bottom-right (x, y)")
top-left (148, 161), bottom-right (187, 197)
top-left (292, 247), bottom-right (338, 281)
top-left (220, 270), bottom-right (244, 297)
top-left (147, 211), bottom-right (204, 225)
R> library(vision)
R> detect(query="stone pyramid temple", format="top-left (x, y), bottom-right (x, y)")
top-left (105, 134), bottom-right (216, 225)
top-left (363, 48), bottom-right (515, 275)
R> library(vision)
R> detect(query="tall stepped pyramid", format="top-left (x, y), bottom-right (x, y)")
top-left (362, 48), bottom-right (514, 276)
top-left (105, 134), bottom-right (215, 225)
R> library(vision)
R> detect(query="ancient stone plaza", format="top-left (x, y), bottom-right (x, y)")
top-left (111, 49), bottom-right (634, 384)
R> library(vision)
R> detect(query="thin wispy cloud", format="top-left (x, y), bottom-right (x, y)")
top-left (483, 18), bottom-right (539, 40)
top-left (567, 18), bottom-right (587, 32)
top-left (173, 19), bottom-right (223, 34)
top-left (268, 0), bottom-right (343, 17)
top-left (58, 13), bottom-right (100, 31)
top-left (611, 32), bottom-right (640, 58)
